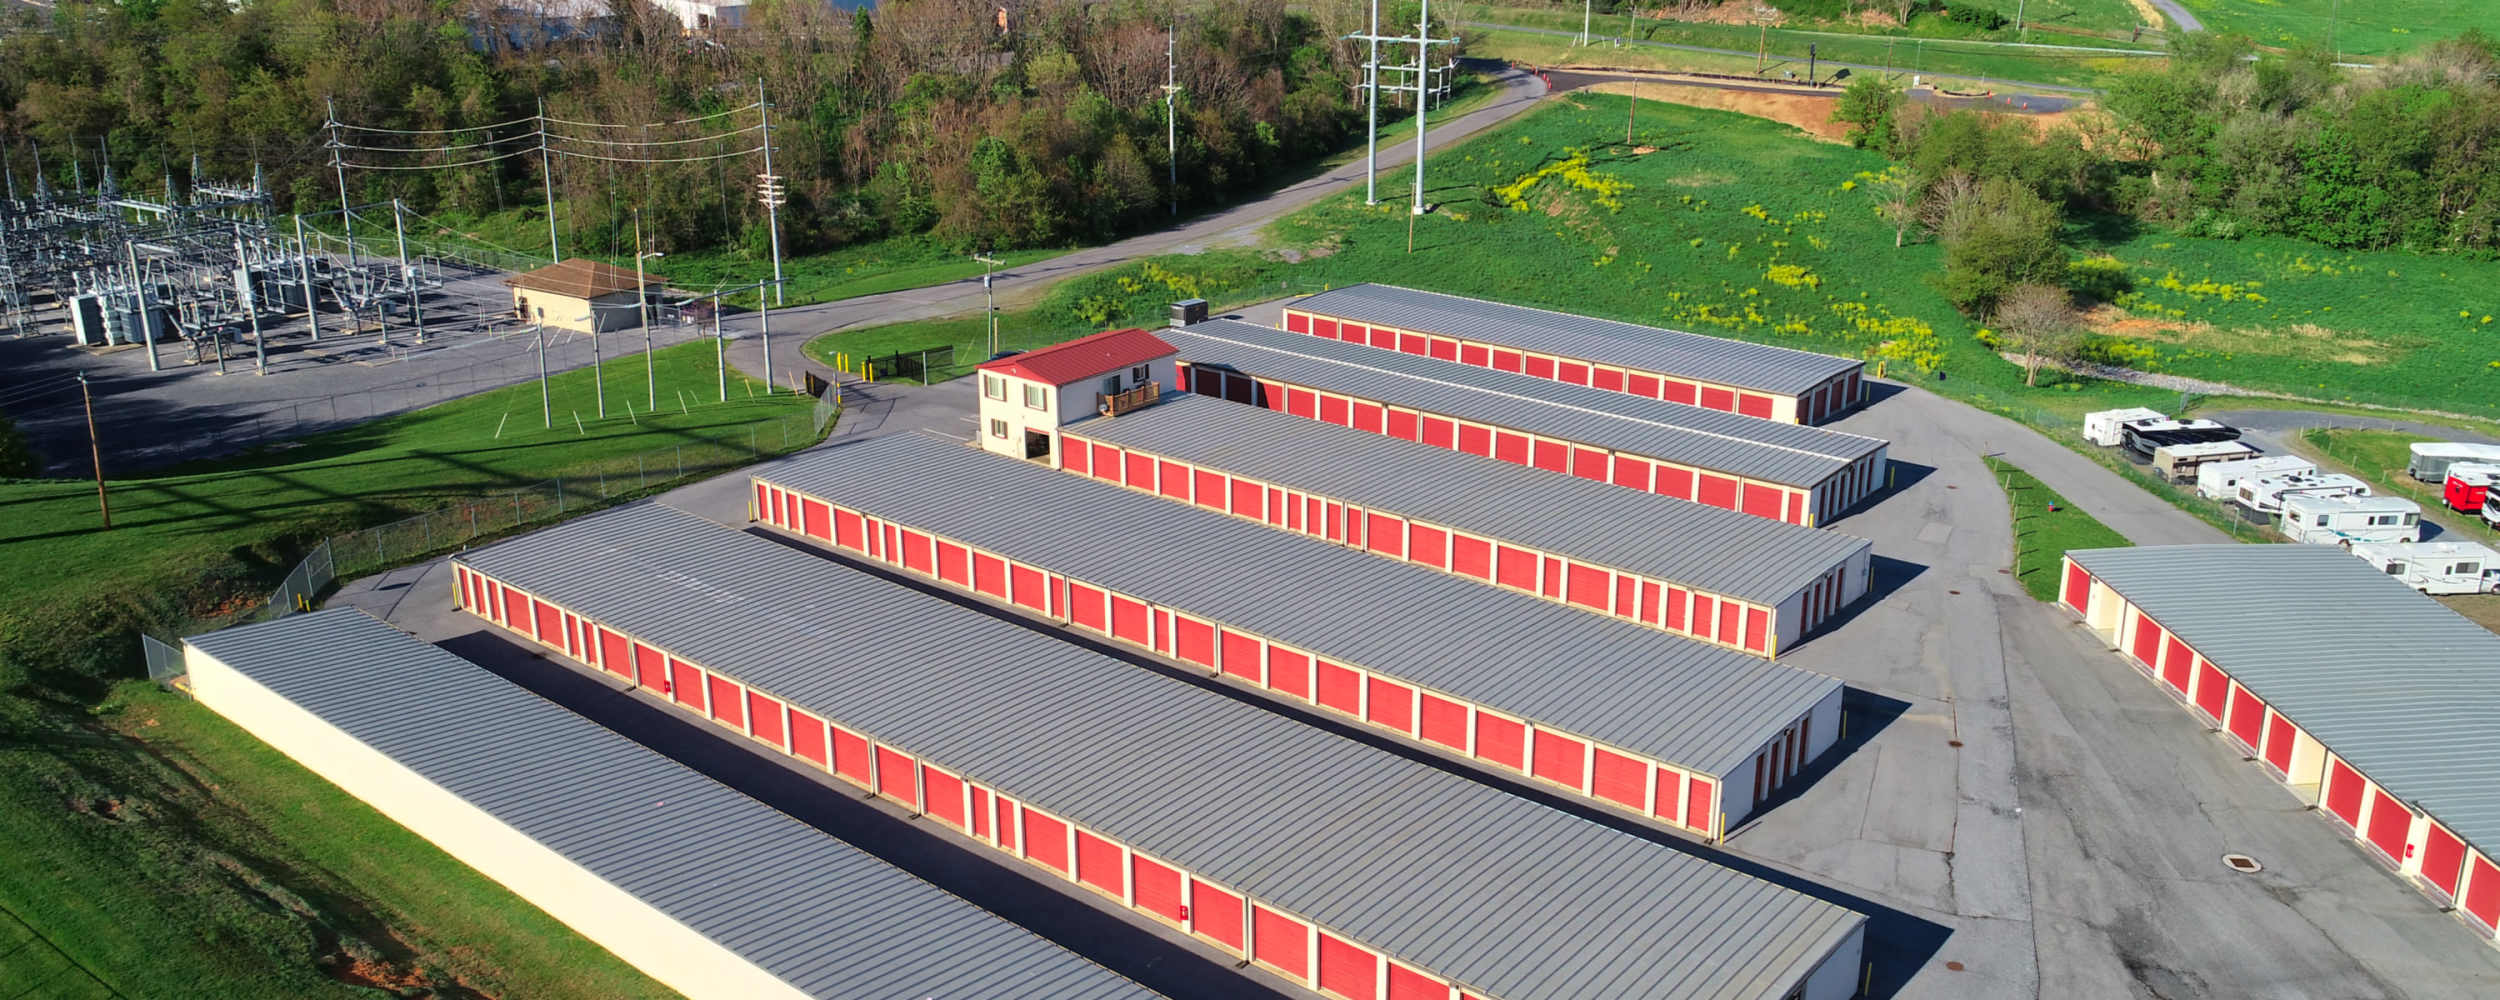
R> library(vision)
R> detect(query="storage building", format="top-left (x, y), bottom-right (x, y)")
top-left (182, 609), bottom-right (1158, 1000)
top-left (451, 503), bottom-right (1872, 1000)
top-left (751, 433), bottom-right (1846, 832)
top-left (1059, 393), bottom-right (1873, 655)
top-left (1281, 284), bottom-right (1865, 425)
top-left (1167, 319), bottom-right (1888, 526)
top-left (2060, 545), bottom-right (2500, 946)
top-left (505, 257), bottom-right (664, 334)
top-left (975, 327), bottom-right (1179, 465)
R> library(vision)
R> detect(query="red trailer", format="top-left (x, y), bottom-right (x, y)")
top-left (2445, 463), bottom-right (2500, 512)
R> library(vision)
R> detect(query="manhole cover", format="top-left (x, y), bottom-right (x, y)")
top-left (1944, 960), bottom-right (1965, 971)
top-left (1948, 739), bottom-right (1964, 748)
top-left (2222, 853), bottom-right (2263, 874)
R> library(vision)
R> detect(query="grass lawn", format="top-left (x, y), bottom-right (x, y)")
top-left (2299, 428), bottom-right (2500, 545)
top-left (2170, 0), bottom-right (2496, 56)
top-left (1985, 455), bottom-right (2133, 600)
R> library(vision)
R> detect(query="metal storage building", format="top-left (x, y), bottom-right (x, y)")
top-left (1059, 393), bottom-right (1873, 655)
top-left (750, 432), bottom-right (1845, 833)
top-left (1282, 284), bottom-right (1866, 425)
top-left (2060, 545), bottom-right (2500, 946)
top-left (182, 609), bottom-right (1159, 1000)
top-left (1165, 319), bottom-right (1888, 526)
top-left (451, 503), bottom-right (1871, 1000)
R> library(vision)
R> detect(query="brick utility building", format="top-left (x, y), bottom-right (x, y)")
top-left (1282, 284), bottom-right (1866, 425)
top-left (451, 504), bottom-right (1871, 1000)
top-left (1166, 319), bottom-right (1887, 526)
top-left (975, 328), bottom-right (1178, 464)
top-left (1059, 393), bottom-right (1873, 655)
top-left (505, 257), bottom-right (665, 334)
top-left (751, 433), bottom-right (1846, 834)
top-left (2062, 545), bottom-right (2500, 945)
top-left (183, 609), bottom-right (1156, 1000)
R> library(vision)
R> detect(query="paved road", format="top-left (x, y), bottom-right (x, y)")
top-left (1464, 21), bottom-right (2099, 95)
top-left (2147, 0), bottom-right (2205, 33)
top-left (720, 60), bottom-right (1550, 390)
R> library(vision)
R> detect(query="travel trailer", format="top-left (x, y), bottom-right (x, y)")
top-left (2348, 541), bottom-right (2500, 596)
top-left (2441, 463), bottom-right (2500, 513)
top-left (2233, 472), bottom-right (2372, 516)
top-left (2122, 418), bottom-right (2240, 460)
top-left (2406, 441), bottom-right (2500, 482)
top-left (2279, 493), bottom-right (2422, 546)
top-left (2152, 441), bottom-right (2261, 483)
top-left (2196, 455), bottom-right (2315, 500)
top-left (2083, 408), bottom-right (2166, 448)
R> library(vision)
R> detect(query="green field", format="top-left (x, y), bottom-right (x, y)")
top-left (1985, 455), bottom-right (2134, 600)
top-left (2301, 428), bottom-right (2500, 544)
top-left (2173, 0), bottom-right (2496, 56)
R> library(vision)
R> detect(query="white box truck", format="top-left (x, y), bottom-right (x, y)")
top-left (2083, 408), bottom-right (2166, 447)
top-left (2279, 493), bottom-right (2422, 546)
top-left (2197, 455), bottom-right (2315, 500)
top-left (2348, 541), bottom-right (2500, 595)
top-left (2406, 441), bottom-right (2500, 482)
top-left (2233, 472), bottom-right (2372, 516)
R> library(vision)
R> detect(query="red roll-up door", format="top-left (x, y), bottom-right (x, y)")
top-left (531, 601), bottom-right (562, 647)
top-left (753, 481), bottom-right (769, 520)
top-left (1366, 513), bottom-right (1405, 557)
top-left (1022, 809), bottom-right (1070, 873)
top-left (1252, 907), bottom-right (1308, 977)
top-left (1408, 524), bottom-right (1446, 569)
top-left (1286, 311), bottom-right (1310, 333)
top-left (1523, 355), bottom-right (1556, 379)
top-left (1229, 477), bottom-right (1263, 519)
top-left (1719, 600), bottom-right (1742, 644)
top-left (899, 530), bottom-right (934, 575)
top-left (1591, 748), bottom-right (1647, 810)
top-left (1491, 431), bottom-right (1528, 465)
top-left (993, 795), bottom-right (1018, 852)
top-left (1134, 855), bottom-right (1185, 923)
top-left (1353, 401), bottom-right (1385, 433)
top-left (1627, 373), bottom-right (1660, 396)
top-left (1116, 451), bottom-right (1149, 487)
top-left (1612, 456), bottom-right (1651, 490)
top-left (934, 541), bottom-right (969, 586)
top-left (1737, 392), bottom-right (1774, 419)
top-left (874, 747), bottom-right (918, 807)
top-left (2326, 760), bottom-right (2366, 827)
top-left (1220, 629), bottom-right (1263, 682)
top-left (1315, 661), bottom-right (1362, 715)
top-left (1745, 608), bottom-right (1769, 653)
top-left (1700, 386), bottom-right (1735, 411)
top-left (1319, 394), bottom-right (1350, 426)
top-left (1076, 831), bottom-right (1125, 896)
top-left (1592, 367), bottom-right (1624, 392)
top-left (1564, 563), bottom-right (1610, 611)
top-left (1068, 582), bottom-right (1106, 632)
top-left (1662, 379), bottom-right (1697, 405)
top-left (923, 768), bottom-right (966, 829)
top-left (1557, 361), bottom-right (1589, 385)
top-left (1421, 415), bottom-right (1455, 448)
top-left (747, 692), bottom-right (784, 747)
top-left (494, 584), bottom-right (522, 627)
top-left (1534, 730), bottom-right (1587, 789)
top-left (1655, 465), bottom-right (1694, 500)
top-left (2421, 823), bottom-right (2467, 898)
top-left (1418, 693), bottom-right (1467, 751)
top-left (1110, 595), bottom-right (1149, 646)
top-left (1313, 317), bottom-right (1338, 339)
top-left (1385, 409), bottom-right (1420, 441)
top-left (1476, 714), bottom-right (1527, 769)
top-left (1091, 443), bottom-right (1123, 482)
top-left (2062, 563), bottom-right (2091, 611)
top-left (1451, 535), bottom-right (1492, 579)
top-left (1157, 460), bottom-right (1189, 500)
top-left (1653, 771), bottom-right (1685, 821)
top-left (832, 508), bottom-right (865, 551)
top-left (832, 727), bottom-right (871, 784)
top-left (1697, 474), bottom-right (1738, 509)
top-left (1666, 587), bottom-right (1689, 631)
top-left (1318, 934), bottom-right (1378, 1000)
top-left (1570, 446), bottom-right (1608, 480)
top-left (656, 655), bottom-right (693, 705)
top-left (2130, 613), bottom-right (2161, 666)
top-left (2467, 856), bottom-right (2500, 933)
top-left (1192, 880), bottom-right (1245, 950)
top-left (969, 787), bottom-right (992, 837)
top-left (1267, 647), bottom-right (1311, 699)
top-left (1397, 332), bottom-right (1425, 354)
top-left (1370, 327), bottom-right (1398, 350)
top-left (2263, 713), bottom-right (2296, 773)
top-left (1742, 483), bottom-right (1785, 519)
top-left (1011, 565), bottom-right (1047, 612)
top-left (2194, 661), bottom-right (2229, 719)
top-left (1688, 594), bottom-right (1716, 639)
top-left (800, 499), bottom-right (829, 540)
top-left (2161, 638), bottom-right (2193, 693)
top-left (1640, 582), bottom-right (1664, 626)
top-left (2226, 686), bottom-right (2265, 749)
top-left (1495, 545), bottom-right (1538, 592)
top-left (1452, 423), bottom-right (1488, 457)
top-left (598, 628), bottom-right (631, 679)
top-left (1062, 437), bottom-right (1093, 475)
top-left (2365, 790), bottom-right (2412, 861)
top-left (1367, 677), bottom-right (1414, 733)
top-left (788, 709), bottom-right (828, 767)
top-left (706, 675), bottom-right (744, 728)
top-left (1531, 439), bottom-right (1568, 473)
top-left (1492, 349), bottom-right (1523, 372)
top-left (1686, 778), bottom-right (1716, 832)
top-left (972, 553), bottom-right (1007, 599)
top-left (1387, 963), bottom-right (1442, 1000)
top-left (1173, 616), bottom-right (1216, 668)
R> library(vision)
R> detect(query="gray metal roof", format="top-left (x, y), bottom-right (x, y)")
top-left (1166, 319), bottom-right (1884, 489)
top-left (2068, 545), bottom-right (2500, 861)
top-left (183, 609), bottom-right (1158, 1000)
top-left (1065, 394), bottom-right (1871, 605)
top-left (1289, 283), bottom-right (1863, 395)
top-left (455, 504), bottom-right (1866, 1000)
top-left (762, 432), bottom-right (1841, 778)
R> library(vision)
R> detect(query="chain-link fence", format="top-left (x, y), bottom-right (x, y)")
top-left (269, 541), bottom-right (335, 616)
top-left (862, 345), bottom-right (958, 384)
top-left (140, 633), bottom-right (185, 689)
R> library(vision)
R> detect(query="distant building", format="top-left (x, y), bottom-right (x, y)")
top-left (463, 0), bottom-right (620, 52)
top-left (973, 328), bottom-right (1176, 465)
top-left (648, 0), bottom-right (746, 32)
top-left (505, 258), bottom-right (665, 335)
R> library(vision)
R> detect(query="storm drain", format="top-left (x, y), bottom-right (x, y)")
top-left (2222, 853), bottom-right (2264, 874)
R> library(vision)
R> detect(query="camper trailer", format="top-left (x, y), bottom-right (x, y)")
top-left (2406, 441), bottom-right (2500, 482)
top-left (2279, 493), bottom-right (2422, 546)
top-left (2122, 418), bottom-right (2241, 460)
top-left (2233, 472), bottom-right (2372, 516)
top-left (2348, 541), bottom-right (2500, 596)
top-left (2441, 463), bottom-right (2500, 513)
top-left (2485, 498), bottom-right (2500, 532)
top-left (2196, 455), bottom-right (2315, 500)
top-left (2152, 440), bottom-right (2261, 483)
top-left (2083, 407), bottom-right (2166, 447)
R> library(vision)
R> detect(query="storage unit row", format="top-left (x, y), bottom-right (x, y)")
top-left (2062, 546), bottom-right (2500, 945)
top-left (450, 502), bottom-right (1870, 1000)
top-left (1059, 394), bottom-right (1873, 657)
top-left (1283, 284), bottom-right (1865, 425)
top-left (1163, 320), bottom-right (1888, 526)
top-left (754, 433), bottom-right (1845, 833)
top-left (183, 609), bottom-right (1156, 1000)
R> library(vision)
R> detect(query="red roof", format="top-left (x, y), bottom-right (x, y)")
top-left (977, 328), bottom-right (1177, 386)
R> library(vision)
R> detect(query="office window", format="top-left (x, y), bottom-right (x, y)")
top-left (984, 374), bottom-right (1007, 400)
top-left (1131, 365), bottom-right (1149, 383)
top-left (989, 418), bottom-right (1008, 439)
top-left (1024, 384), bottom-right (1047, 410)
top-left (1101, 375), bottom-right (1122, 395)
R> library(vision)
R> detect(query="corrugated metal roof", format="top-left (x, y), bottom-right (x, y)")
top-left (183, 609), bottom-right (1158, 1000)
top-left (1288, 284), bottom-right (1862, 395)
top-left (1065, 394), bottom-right (1871, 604)
top-left (1166, 319), bottom-right (1884, 489)
top-left (2068, 545), bottom-right (2500, 862)
top-left (759, 432), bottom-right (1840, 778)
top-left (978, 328), bottom-right (1176, 386)
top-left (455, 504), bottom-right (1867, 1000)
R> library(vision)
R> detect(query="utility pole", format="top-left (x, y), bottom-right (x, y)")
top-left (76, 372), bottom-right (109, 529)
top-left (538, 96), bottom-right (559, 263)
top-left (325, 97), bottom-right (356, 271)
top-left (1756, 16), bottom-right (1769, 75)
top-left (294, 214), bottom-right (321, 342)
top-left (973, 252), bottom-right (1003, 357)
top-left (713, 296), bottom-right (727, 402)
top-left (1163, 24), bottom-right (1182, 217)
top-left (757, 279), bottom-right (774, 391)
top-left (1627, 81), bottom-right (1637, 144)
top-left (236, 225), bottom-right (264, 376)
top-left (756, 78), bottom-right (785, 305)
top-left (635, 209), bottom-right (660, 410)
top-left (535, 322), bottom-right (551, 428)
top-left (2014, 0), bottom-right (2026, 39)
top-left (1364, 0), bottom-right (1380, 205)
top-left (392, 199), bottom-right (423, 344)
top-left (1581, 0), bottom-right (1591, 45)
top-left (588, 310), bottom-right (605, 418)
top-left (1411, 0), bottom-right (1435, 220)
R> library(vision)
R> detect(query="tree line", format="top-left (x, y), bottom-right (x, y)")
top-left (0, 0), bottom-right (1448, 260)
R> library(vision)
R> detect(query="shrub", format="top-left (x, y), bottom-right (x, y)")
top-left (2067, 255), bottom-right (2134, 304)
top-left (1942, 4), bottom-right (2008, 30)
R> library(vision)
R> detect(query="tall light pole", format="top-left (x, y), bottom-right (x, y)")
top-left (756, 78), bottom-right (785, 305)
top-left (538, 96), bottom-right (559, 263)
top-left (1582, 0), bottom-right (1591, 45)
top-left (534, 322), bottom-right (551, 429)
top-left (1411, 0), bottom-right (1434, 219)
top-left (757, 279), bottom-right (774, 391)
top-left (1163, 23), bottom-right (1182, 217)
top-left (635, 209), bottom-right (663, 410)
top-left (973, 252), bottom-right (1003, 356)
top-left (1365, 0), bottom-right (1380, 205)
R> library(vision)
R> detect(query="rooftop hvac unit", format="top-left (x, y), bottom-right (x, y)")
top-left (1170, 297), bottom-right (1208, 327)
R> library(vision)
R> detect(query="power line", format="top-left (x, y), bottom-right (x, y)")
top-left (541, 103), bottom-right (762, 129)
top-left (336, 112), bottom-right (544, 136)
top-left (542, 125), bottom-right (764, 147)
top-left (337, 147), bottom-right (541, 170)
top-left (546, 146), bottom-right (767, 165)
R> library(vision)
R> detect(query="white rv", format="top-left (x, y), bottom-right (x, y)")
top-left (2349, 541), bottom-right (2500, 596)
top-left (2406, 441), bottom-right (2500, 482)
top-left (2196, 455), bottom-right (2315, 500)
top-left (2083, 407), bottom-right (2166, 447)
top-left (2122, 417), bottom-right (2240, 459)
top-left (2486, 497), bottom-right (2500, 532)
top-left (2279, 493), bottom-right (2422, 546)
top-left (2152, 440), bottom-right (2261, 483)
top-left (2233, 472), bottom-right (2372, 516)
